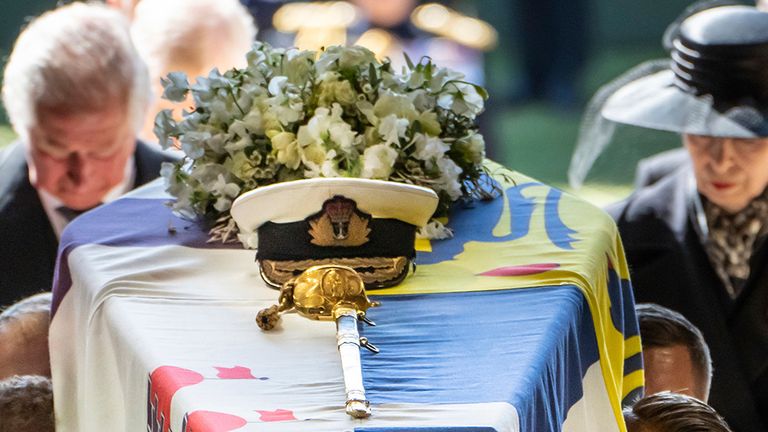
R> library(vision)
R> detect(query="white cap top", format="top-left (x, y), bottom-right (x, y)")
top-left (231, 177), bottom-right (439, 233)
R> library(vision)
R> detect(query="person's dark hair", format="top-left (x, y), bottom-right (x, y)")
top-left (624, 392), bottom-right (732, 432)
top-left (0, 375), bottom-right (55, 432)
top-left (636, 303), bottom-right (712, 393)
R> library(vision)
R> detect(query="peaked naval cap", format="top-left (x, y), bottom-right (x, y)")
top-left (230, 177), bottom-right (439, 289)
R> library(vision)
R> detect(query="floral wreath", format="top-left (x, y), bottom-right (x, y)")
top-left (155, 42), bottom-right (493, 246)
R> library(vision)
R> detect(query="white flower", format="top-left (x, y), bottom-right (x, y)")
top-left (413, 134), bottom-right (449, 166)
top-left (438, 82), bottom-right (484, 118)
top-left (241, 107), bottom-right (264, 135)
top-left (356, 100), bottom-right (378, 125)
top-left (429, 67), bottom-right (464, 92)
top-left (178, 130), bottom-right (210, 159)
top-left (271, 131), bottom-right (300, 170)
top-left (296, 104), bottom-right (355, 155)
top-left (329, 121), bottom-right (357, 154)
top-left (153, 109), bottom-right (177, 149)
top-left (224, 151), bottom-right (260, 182)
top-left (304, 149), bottom-right (340, 178)
top-left (315, 45), bottom-right (376, 74)
top-left (407, 89), bottom-right (434, 112)
top-left (223, 133), bottom-right (252, 154)
top-left (361, 144), bottom-right (398, 179)
top-left (268, 76), bottom-right (288, 96)
top-left (297, 107), bottom-right (330, 147)
top-left (205, 132), bottom-right (229, 155)
top-left (191, 69), bottom-right (233, 105)
top-left (208, 174), bottom-right (241, 212)
top-left (284, 49), bottom-right (315, 85)
top-left (237, 230), bottom-right (259, 249)
top-left (317, 72), bottom-right (358, 106)
top-left (403, 69), bottom-right (426, 88)
top-left (377, 114), bottom-right (409, 147)
top-left (466, 133), bottom-right (486, 164)
top-left (417, 220), bottom-right (454, 240)
top-left (373, 92), bottom-right (417, 120)
top-left (160, 72), bottom-right (190, 102)
top-left (158, 42), bottom-right (489, 242)
top-left (435, 157), bottom-right (463, 200)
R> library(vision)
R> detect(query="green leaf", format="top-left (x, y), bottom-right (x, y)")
top-left (369, 62), bottom-right (379, 87)
top-left (473, 84), bottom-right (490, 100)
top-left (403, 52), bottom-right (415, 70)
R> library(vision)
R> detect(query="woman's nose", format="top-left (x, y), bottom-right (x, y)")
top-left (708, 140), bottom-right (736, 173)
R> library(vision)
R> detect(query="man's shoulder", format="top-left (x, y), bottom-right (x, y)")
top-left (135, 140), bottom-right (179, 164)
top-left (133, 140), bottom-right (179, 187)
top-left (0, 142), bottom-right (33, 211)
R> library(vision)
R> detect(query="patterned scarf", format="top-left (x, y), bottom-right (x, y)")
top-left (703, 190), bottom-right (768, 298)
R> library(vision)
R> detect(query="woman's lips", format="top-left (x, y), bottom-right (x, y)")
top-left (711, 181), bottom-right (735, 190)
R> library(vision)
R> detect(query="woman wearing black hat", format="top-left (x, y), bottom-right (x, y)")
top-left (572, 5), bottom-right (768, 432)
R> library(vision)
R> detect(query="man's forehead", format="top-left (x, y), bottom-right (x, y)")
top-left (34, 106), bottom-right (131, 143)
top-left (37, 105), bottom-right (129, 126)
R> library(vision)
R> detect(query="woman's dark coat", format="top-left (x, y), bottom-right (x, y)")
top-left (610, 167), bottom-right (768, 432)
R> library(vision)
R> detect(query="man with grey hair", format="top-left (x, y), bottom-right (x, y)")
top-left (131, 0), bottom-right (256, 142)
top-left (0, 3), bottom-right (175, 305)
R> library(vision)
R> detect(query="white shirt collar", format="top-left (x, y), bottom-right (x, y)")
top-left (37, 155), bottom-right (135, 238)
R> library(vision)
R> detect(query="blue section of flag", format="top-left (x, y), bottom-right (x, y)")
top-left (362, 285), bottom-right (600, 432)
top-left (543, 189), bottom-right (578, 250)
top-left (607, 268), bottom-right (640, 341)
top-left (624, 352), bottom-right (643, 378)
top-left (60, 198), bottom-right (234, 250)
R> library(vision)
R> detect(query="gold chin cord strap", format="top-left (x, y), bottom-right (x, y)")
top-left (256, 265), bottom-right (380, 418)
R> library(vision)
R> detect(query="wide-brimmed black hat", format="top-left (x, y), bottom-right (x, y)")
top-left (603, 5), bottom-right (768, 138)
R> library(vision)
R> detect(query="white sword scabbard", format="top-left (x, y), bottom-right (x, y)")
top-left (335, 307), bottom-right (372, 418)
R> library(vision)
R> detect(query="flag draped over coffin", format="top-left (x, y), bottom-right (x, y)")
top-left (50, 162), bottom-right (642, 432)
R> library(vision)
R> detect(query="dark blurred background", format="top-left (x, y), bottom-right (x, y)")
top-left (0, 0), bottom-right (697, 202)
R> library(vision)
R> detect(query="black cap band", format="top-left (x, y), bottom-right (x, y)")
top-left (256, 218), bottom-right (417, 261)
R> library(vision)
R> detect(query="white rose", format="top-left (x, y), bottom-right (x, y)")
top-left (361, 144), bottom-right (398, 179)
